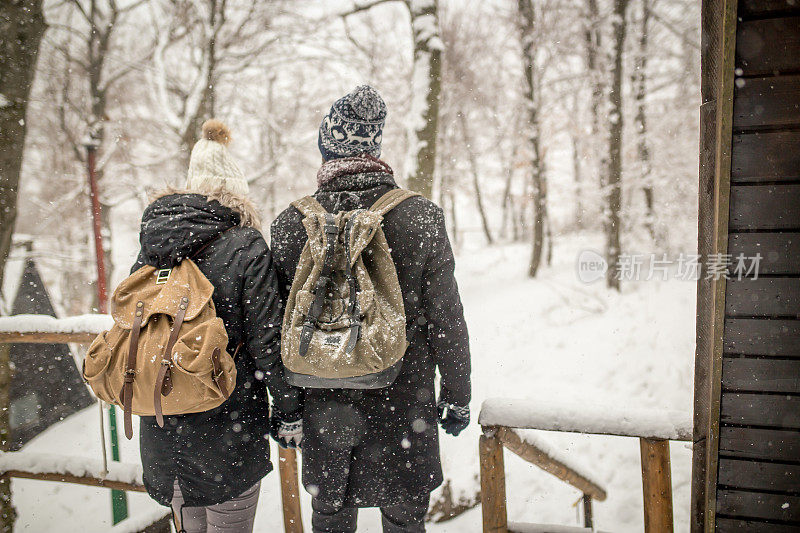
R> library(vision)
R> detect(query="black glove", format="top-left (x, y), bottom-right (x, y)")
top-left (269, 408), bottom-right (303, 449)
top-left (437, 400), bottom-right (470, 436)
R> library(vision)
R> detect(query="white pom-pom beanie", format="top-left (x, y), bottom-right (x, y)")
top-left (185, 119), bottom-right (249, 196)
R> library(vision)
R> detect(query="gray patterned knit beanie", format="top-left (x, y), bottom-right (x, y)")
top-left (318, 85), bottom-right (387, 161)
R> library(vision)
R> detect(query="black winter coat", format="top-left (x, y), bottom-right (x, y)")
top-left (271, 170), bottom-right (471, 508)
top-left (132, 192), bottom-right (301, 507)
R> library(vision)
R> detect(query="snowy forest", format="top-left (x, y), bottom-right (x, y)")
top-left (1, 0), bottom-right (702, 531)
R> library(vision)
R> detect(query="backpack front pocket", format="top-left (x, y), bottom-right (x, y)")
top-left (167, 318), bottom-right (234, 411)
top-left (84, 328), bottom-right (124, 404)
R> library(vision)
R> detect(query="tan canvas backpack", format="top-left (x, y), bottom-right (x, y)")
top-left (282, 189), bottom-right (419, 389)
top-left (83, 255), bottom-right (237, 439)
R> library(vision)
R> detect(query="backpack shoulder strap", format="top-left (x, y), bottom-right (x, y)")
top-left (291, 195), bottom-right (328, 218)
top-left (369, 189), bottom-right (420, 217)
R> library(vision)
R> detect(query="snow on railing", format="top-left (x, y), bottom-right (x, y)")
top-left (0, 314), bottom-right (112, 343)
top-left (479, 397), bottom-right (693, 441)
top-left (0, 451), bottom-right (144, 491)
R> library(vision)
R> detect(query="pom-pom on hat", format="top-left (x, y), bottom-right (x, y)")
top-left (185, 119), bottom-right (249, 195)
top-left (318, 85), bottom-right (387, 161)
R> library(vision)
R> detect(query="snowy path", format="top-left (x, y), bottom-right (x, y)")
top-left (12, 236), bottom-right (695, 532)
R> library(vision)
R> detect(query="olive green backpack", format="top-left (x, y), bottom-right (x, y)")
top-left (282, 189), bottom-right (419, 388)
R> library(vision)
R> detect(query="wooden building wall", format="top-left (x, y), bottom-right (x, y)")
top-left (694, 1), bottom-right (800, 531)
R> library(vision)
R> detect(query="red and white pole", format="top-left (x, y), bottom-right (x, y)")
top-left (84, 133), bottom-right (128, 524)
top-left (85, 136), bottom-right (107, 314)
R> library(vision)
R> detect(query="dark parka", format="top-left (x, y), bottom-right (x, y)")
top-left (132, 191), bottom-right (301, 507)
top-left (271, 170), bottom-right (471, 508)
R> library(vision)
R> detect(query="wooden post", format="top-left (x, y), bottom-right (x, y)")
top-left (694, 0), bottom-right (738, 531)
top-left (479, 431), bottom-right (508, 533)
top-left (583, 494), bottom-right (593, 529)
top-left (278, 447), bottom-right (304, 533)
top-left (640, 438), bottom-right (674, 533)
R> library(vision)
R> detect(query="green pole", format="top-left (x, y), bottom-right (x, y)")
top-left (108, 406), bottom-right (128, 524)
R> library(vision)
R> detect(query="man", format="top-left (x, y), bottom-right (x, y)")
top-left (271, 85), bottom-right (471, 533)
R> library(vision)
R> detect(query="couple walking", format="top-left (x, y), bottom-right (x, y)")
top-left (133, 86), bottom-right (471, 533)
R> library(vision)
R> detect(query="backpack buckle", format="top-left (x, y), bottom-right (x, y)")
top-left (124, 368), bottom-right (136, 382)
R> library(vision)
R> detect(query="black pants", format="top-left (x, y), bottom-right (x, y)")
top-left (311, 496), bottom-right (429, 533)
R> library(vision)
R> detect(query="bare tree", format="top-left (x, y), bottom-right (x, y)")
top-left (604, 0), bottom-right (630, 290)
top-left (47, 0), bottom-right (149, 292)
top-left (457, 112), bottom-right (493, 244)
top-left (582, 0), bottom-right (604, 166)
top-left (632, 0), bottom-right (655, 241)
top-left (405, 0), bottom-right (442, 199)
top-left (0, 1), bottom-right (46, 526)
top-left (149, 0), bottom-right (285, 160)
top-left (342, 0), bottom-right (442, 199)
top-left (517, 0), bottom-right (548, 277)
top-left (0, 0), bottom-right (47, 304)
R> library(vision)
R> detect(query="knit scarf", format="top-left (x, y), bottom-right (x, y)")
top-left (316, 153), bottom-right (393, 187)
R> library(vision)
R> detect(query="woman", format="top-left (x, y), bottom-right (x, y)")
top-left (131, 120), bottom-right (302, 532)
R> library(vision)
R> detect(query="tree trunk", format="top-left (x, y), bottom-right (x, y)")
top-left (571, 131), bottom-right (584, 229)
top-left (458, 112), bottom-right (493, 244)
top-left (0, 2), bottom-right (45, 527)
top-left (583, 0), bottom-right (604, 174)
top-left (517, 0), bottom-right (547, 277)
top-left (604, 0), bottom-right (630, 291)
top-left (406, 0), bottom-right (442, 200)
top-left (180, 7), bottom-right (218, 159)
top-left (500, 146), bottom-right (517, 240)
top-left (0, 0), bottom-right (46, 301)
top-left (633, 0), bottom-right (655, 241)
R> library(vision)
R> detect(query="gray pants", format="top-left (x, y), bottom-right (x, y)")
top-left (171, 479), bottom-right (261, 533)
top-left (311, 496), bottom-right (429, 533)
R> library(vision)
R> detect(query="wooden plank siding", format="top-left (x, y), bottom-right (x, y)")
top-left (724, 318), bottom-right (800, 356)
top-left (720, 393), bottom-right (800, 429)
top-left (733, 75), bottom-right (800, 131)
top-left (722, 358), bottom-right (800, 393)
top-left (738, 0), bottom-right (800, 20)
top-left (719, 426), bottom-right (800, 462)
top-left (727, 233), bottom-right (800, 275)
top-left (729, 184), bottom-right (800, 231)
top-left (710, 2), bottom-right (800, 531)
top-left (716, 518), bottom-right (800, 533)
top-left (731, 133), bottom-right (800, 182)
top-left (735, 17), bottom-right (800, 77)
top-left (718, 458), bottom-right (800, 492)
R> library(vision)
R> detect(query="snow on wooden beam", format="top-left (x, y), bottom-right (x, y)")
top-left (0, 314), bottom-right (112, 344)
top-left (479, 398), bottom-right (693, 441)
top-left (0, 452), bottom-right (145, 492)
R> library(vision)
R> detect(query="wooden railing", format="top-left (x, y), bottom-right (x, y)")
top-left (479, 398), bottom-right (693, 533)
top-left (0, 315), bottom-right (304, 532)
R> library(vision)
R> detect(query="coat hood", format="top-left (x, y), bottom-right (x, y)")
top-left (139, 188), bottom-right (261, 268)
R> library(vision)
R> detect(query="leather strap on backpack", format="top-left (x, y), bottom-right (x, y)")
top-left (291, 195), bottom-right (328, 218)
top-left (121, 301), bottom-right (144, 440)
top-left (299, 213), bottom-right (339, 357)
top-left (369, 189), bottom-right (419, 217)
top-left (154, 296), bottom-right (188, 428)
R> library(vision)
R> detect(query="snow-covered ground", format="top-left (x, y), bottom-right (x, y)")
top-left (11, 233), bottom-right (696, 532)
